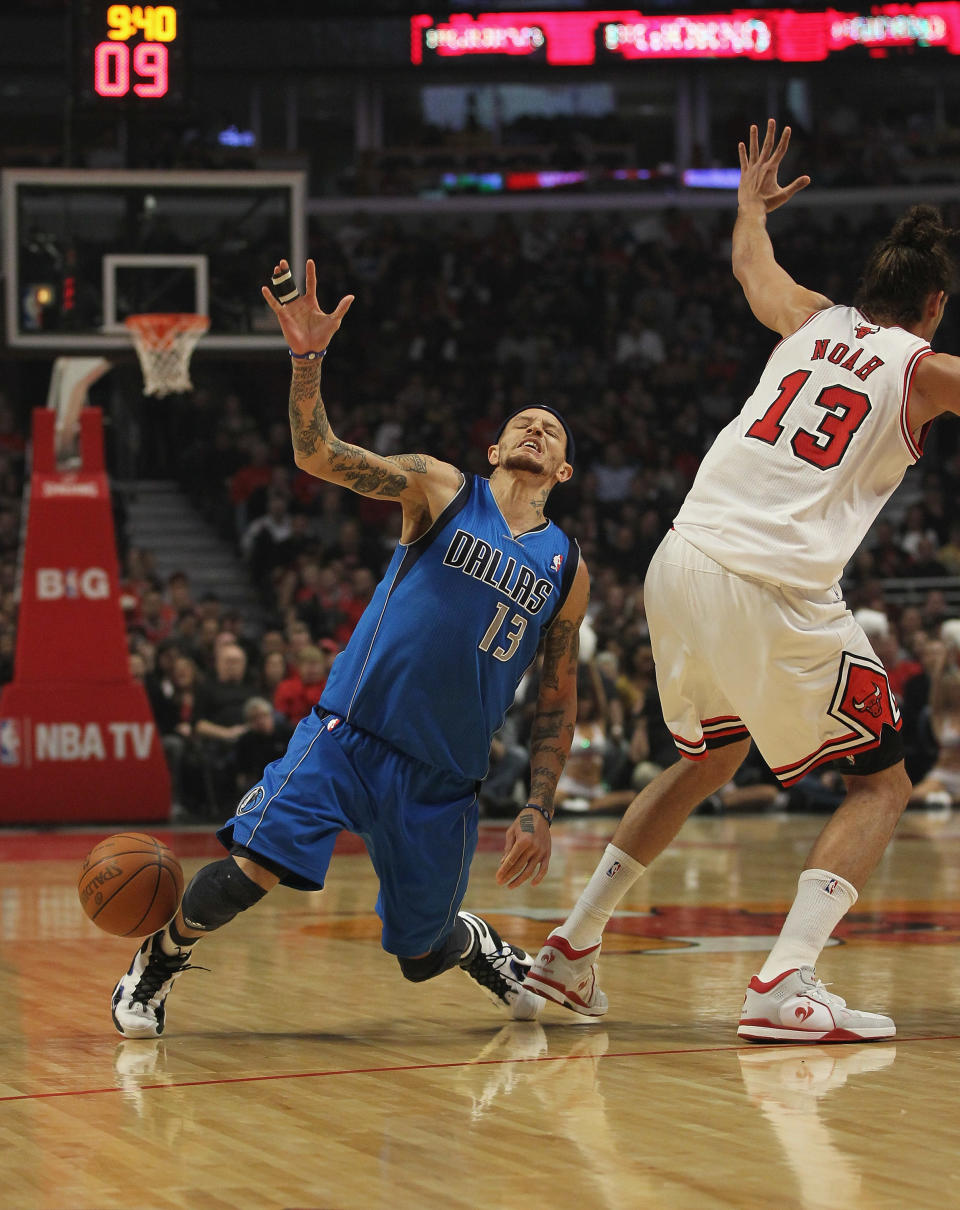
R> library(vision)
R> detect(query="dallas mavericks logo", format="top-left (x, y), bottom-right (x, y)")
top-left (236, 785), bottom-right (265, 815)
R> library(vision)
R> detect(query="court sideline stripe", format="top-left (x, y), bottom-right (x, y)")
top-left (2, 1032), bottom-right (958, 1104)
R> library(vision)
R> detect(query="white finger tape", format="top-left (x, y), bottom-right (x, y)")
top-left (271, 268), bottom-right (301, 304)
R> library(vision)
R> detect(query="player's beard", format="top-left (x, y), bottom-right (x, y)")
top-left (502, 449), bottom-right (547, 475)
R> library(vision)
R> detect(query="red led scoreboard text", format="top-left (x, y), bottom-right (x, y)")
top-left (411, 5), bottom-right (960, 65)
top-left (88, 4), bottom-right (180, 100)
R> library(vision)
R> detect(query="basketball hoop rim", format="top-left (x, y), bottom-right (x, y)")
top-left (124, 312), bottom-right (211, 344)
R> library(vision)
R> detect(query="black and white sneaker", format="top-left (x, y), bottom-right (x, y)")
top-left (458, 910), bottom-right (543, 1020)
top-left (111, 933), bottom-right (197, 1039)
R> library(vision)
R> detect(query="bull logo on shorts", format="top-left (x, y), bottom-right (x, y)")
top-left (852, 681), bottom-right (883, 718)
top-left (830, 653), bottom-right (900, 740)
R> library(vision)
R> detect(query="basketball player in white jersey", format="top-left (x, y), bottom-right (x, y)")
top-left (525, 119), bottom-right (960, 1042)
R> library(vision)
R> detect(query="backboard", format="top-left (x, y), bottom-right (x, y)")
top-left (3, 169), bottom-right (305, 352)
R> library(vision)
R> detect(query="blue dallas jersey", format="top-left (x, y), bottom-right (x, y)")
top-left (320, 473), bottom-right (579, 781)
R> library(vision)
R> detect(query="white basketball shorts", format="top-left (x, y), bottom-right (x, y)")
top-left (644, 530), bottom-right (902, 786)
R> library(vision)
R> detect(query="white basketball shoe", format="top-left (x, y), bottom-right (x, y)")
top-left (524, 932), bottom-right (608, 1017)
top-left (738, 967), bottom-right (895, 1043)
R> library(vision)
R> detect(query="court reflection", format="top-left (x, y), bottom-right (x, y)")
top-left (456, 1023), bottom-right (668, 1210)
top-left (737, 1043), bottom-right (898, 1208)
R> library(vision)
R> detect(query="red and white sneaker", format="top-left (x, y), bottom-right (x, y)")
top-left (737, 967), bottom-right (895, 1043)
top-left (525, 932), bottom-right (608, 1017)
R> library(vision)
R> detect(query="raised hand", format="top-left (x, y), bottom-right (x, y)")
top-left (260, 258), bottom-right (354, 356)
top-left (738, 119), bottom-right (810, 215)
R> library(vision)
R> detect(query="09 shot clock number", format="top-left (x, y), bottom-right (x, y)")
top-left (78, 4), bottom-right (186, 105)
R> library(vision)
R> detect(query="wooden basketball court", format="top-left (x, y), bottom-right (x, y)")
top-left (1, 810), bottom-right (957, 1209)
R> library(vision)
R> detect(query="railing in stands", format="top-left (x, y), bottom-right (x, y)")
top-left (876, 577), bottom-right (960, 609)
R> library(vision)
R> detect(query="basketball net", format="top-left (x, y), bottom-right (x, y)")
top-left (125, 313), bottom-right (210, 397)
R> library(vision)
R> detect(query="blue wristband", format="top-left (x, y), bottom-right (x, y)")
top-left (523, 802), bottom-right (553, 828)
top-left (289, 348), bottom-right (327, 360)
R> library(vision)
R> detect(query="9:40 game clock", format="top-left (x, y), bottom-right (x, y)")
top-left (75, 3), bottom-right (188, 106)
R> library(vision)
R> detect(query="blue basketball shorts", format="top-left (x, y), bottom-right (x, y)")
top-left (217, 710), bottom-right (479, 957)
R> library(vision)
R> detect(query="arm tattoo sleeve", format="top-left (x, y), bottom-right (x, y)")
top-left (288, 363), bottom-right (328, 457)
top-left (541, 619), bottom-right (579, 691)
top-left (288, 365), bottom-right (412, 497)
top-left (386, 453), bottom-right (429, 474)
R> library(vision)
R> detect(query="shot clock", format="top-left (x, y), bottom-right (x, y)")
top-left (75, 3), bottom-right (187, 106)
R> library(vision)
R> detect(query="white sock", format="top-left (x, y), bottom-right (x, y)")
top-left (557, 844), bottom-right (646, 950)
top-left (756, 868), bottom-right (858, 983)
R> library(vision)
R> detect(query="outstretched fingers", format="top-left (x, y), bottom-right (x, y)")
top-left (769, 123), bottom-right (793, 167)
top-left (759, 117), bottom-right (777, 160)
top-left (780, 173), bottom-right (812, 203)
top-left (331, 294), bottom-right (356, 322)
top-left (260, 284), bottom-right (282, 315)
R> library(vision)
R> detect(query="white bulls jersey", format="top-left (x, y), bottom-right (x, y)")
top-left (673, 305), bottom-right (933, 590)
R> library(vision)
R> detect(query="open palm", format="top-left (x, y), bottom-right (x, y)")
top-left (738, 119), bottom-right (810, 214)
top-left (260, 258), bottom-right (354, 355)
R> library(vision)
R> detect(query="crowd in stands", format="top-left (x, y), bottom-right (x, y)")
top-left (4, 198), bottom-right (960, 819)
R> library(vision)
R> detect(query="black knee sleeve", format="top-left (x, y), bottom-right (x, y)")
top-left (180, 857), bottom-right (268, 933)
top-left (397, 924), bottom-right (469, 983)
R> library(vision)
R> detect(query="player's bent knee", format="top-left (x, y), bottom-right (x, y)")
top-left (397, 930), bottom-right (464, 982)
top-left (684, 737), bottom-right (749, 790)
top-left (848, 760), bottom-right (912, 811)
top-left (179, 857), bottom-right (269, 933)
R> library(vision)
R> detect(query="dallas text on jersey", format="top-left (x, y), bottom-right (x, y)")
top-left (442, 529), bottom-right (555, 614)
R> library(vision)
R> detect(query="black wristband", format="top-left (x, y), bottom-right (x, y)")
top-left (289, 348), bottom-right (327, 360)
top-left (523, 802), bottom-right (553, 828)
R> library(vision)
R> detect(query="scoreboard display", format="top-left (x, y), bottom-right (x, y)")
top-left (75, 3), bottom-right (187, 106)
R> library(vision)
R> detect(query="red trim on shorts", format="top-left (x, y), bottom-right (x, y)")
top-left (671, 730), bottom-right (708, 761)
top-left (701, 715), bottom-right (749, 745)
top-left (672, 717), bottom-right (748, 762)
top-left (703, 723), bottom-right (750, 739)
top-left (772, 717), bottom-right (902, 787)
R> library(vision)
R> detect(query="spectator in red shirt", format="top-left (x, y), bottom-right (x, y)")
top-left (273, 643), bottom-right (337, 725)
top-left (229, 437), bottom-right (274, 533)
top-left (336, 567), bottom-right (377, 645)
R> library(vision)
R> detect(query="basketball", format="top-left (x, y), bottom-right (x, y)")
top-left (78, 833), bottom-right (184, 937)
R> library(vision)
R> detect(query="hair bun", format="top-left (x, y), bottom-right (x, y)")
top-left (892, 204), bottom-right (948, 252)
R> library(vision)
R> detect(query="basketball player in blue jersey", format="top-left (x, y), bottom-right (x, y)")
top-left (111, 257), bottom-right (590, 1039)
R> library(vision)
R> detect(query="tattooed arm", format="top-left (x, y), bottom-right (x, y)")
top-left (496, 557), bottom-right (590, 889)
top-left (262, 258), bottom-right (462, 541)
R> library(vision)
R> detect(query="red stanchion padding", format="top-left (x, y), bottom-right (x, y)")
top-left (0, 408), bottom-right (170, 823)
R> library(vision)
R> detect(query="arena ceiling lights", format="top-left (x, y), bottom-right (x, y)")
top-left (411, 5), bottom-right (960, 65)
